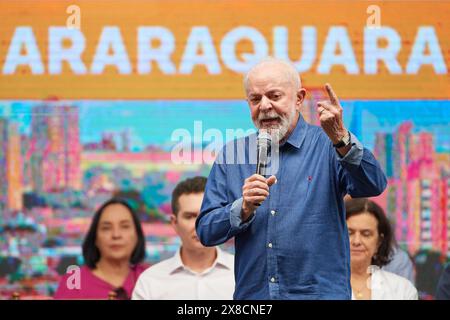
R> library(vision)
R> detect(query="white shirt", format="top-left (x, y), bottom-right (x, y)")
top-left (352, 268), bottom-right (418, 300)
top-left (132, 247), bottom-right (235, 300)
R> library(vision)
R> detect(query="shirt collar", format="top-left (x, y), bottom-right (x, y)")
top-left (168, 247), bottom-right (185, 274)
top-left (214, 247), bottom-right (232, 270)
top-left (168, 247), bottom-right (231, 275)
top-left (282, 113), bottom-right (307, 149)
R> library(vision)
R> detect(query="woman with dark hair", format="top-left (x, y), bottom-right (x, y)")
top-left (54, 198), bottom-right (147, 299)
top-left (345, 198), bottom-right (417, 300)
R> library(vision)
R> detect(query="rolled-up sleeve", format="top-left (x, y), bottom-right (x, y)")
top-left (336, 132), bottom-right (387, 197)
top-left (230, 197), bottom-right (256, 228)
top-left (196, 161), bottom-right (254, 247)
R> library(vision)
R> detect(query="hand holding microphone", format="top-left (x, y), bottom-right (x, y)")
top-left (241, 130), bottom-right (277, 221)
top-left (241, 174), bottom-right (277, 221)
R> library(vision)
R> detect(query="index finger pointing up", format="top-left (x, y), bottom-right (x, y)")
top-left (325, 83), bottom-right (340, 106)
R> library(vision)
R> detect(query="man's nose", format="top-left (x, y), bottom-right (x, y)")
top-left (259, 96), bottom-right (272, 111)
top-left (189, 220), bottom-right (197, 232)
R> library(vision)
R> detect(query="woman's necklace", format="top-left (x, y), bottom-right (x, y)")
top-left (352, 277), bottom-right (371, 300)
top-left (354, 287), bottom-right (365, 299)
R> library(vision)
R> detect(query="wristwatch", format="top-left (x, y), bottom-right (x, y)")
top-left (333, 131), bottom-right (351, 148)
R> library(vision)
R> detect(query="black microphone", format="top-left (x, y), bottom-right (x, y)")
top-left (254, 131), bottom-right (272, 206)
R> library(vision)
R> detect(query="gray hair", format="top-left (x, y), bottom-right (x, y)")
top-left (243, 57), bottom-right (301, 93)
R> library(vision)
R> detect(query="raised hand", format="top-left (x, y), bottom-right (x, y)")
top-left (317, 83), bottom-right (348, 145)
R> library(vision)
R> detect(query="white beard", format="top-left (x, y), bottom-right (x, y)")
top-left (256, 108), bottom-right (298, 142)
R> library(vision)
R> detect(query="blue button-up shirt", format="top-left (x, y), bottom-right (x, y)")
top-left (196, 115), bottom-right (387, 300)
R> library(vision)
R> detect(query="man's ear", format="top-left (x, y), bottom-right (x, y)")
top-left (170, 214), bottom-right (177, 228)
top-left (296, 88), bottom-right (307, 111)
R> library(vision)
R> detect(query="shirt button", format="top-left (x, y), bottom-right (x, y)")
top-left (268, 242), bottom-right (273, 248)
top-left (271, 210), bottom-right (276, 216)
top-left (270, 277), bottom-right (276, 283)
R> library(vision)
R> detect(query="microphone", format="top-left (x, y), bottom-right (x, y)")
top-left (254, 131), bottom-right (272, 207)
top-left (256, 130), bottom-right (272, 177)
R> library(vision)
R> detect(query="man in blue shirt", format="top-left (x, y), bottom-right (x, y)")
top-left (196, 58), bottom-right (387, 299)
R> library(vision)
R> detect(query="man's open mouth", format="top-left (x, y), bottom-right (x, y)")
top-left (260, 118), bottom-right (280, 126)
